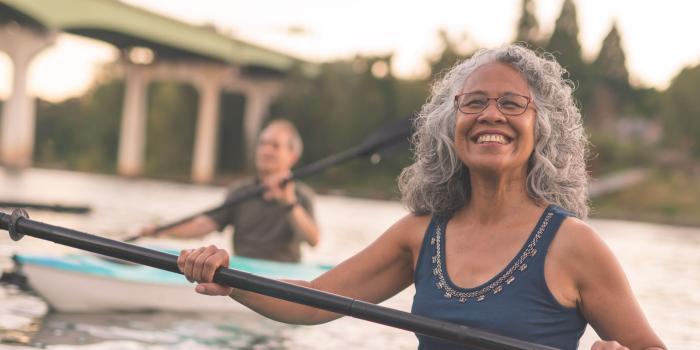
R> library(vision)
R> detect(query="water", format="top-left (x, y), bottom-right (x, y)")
top-left (0, 168), bottom-right (698, 349)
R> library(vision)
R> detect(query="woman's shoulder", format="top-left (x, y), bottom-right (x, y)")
top-left (550, 216), bottom-right (621, 280)
top-left (383, 212), bottom-right (433, 247)
top-left (557, 216), bottom-right (604, 246)
top-left (391, 212), bottom-right (432, 231)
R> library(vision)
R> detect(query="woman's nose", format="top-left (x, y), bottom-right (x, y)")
top-left (476, 103), bottom-right (507, 123)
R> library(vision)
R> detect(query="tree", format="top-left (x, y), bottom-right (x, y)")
top-left (545, 0), bottom-right (590, 107)
top-left (593, 23), bottom-right (629, 87)
top-left (35, 76), bottom-right (123, 173)
top-left (662, 63), bottom-right (700, 157)
top-left (589, 22), bottom-right (635, 128)
top-left (514, 0), bottom-right (541, 48)
top-left (428, 30), bottom-right (473, 78)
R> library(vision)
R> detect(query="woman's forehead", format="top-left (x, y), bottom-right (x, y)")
top-left (461, 62), bottom-right (530, 95)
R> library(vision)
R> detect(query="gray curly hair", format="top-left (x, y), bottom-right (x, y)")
top-left (398, 44), bottom-right (590, 219)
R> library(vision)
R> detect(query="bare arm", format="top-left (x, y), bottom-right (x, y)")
top-left (140, 215), bottom-right (218, 239)
top-left (552, 219), bottom-right (666, 350)
top-left (287, 203), bottom-right (320, 246)
top-left (179, 214), bottom-right (427, 325)
top-left (262, 175), bottom-right (320, 246)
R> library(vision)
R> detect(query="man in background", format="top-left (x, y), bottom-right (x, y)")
top-left (139, 119), bottom-right (319, 263)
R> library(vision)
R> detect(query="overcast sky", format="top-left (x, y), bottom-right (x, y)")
top-left (1, 0), bottom-right (698, 101)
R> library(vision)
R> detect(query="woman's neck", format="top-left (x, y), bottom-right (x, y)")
top-left (462, 169), bottom-right (538, 225)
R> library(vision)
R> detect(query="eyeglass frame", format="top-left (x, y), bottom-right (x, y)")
top-left (453, 92), bottom-right (534, 116)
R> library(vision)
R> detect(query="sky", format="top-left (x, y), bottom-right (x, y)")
top-left (1, 0), bottom-right (699, 102)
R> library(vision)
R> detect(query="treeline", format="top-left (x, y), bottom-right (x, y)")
top-left (31, 0), bottom-right (700, 196)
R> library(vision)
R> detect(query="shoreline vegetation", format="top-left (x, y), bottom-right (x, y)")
top-left (590, 168), bottom-right (700, 228)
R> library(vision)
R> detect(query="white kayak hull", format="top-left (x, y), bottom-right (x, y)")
top-left (15, 253), bottom-right (331, 313)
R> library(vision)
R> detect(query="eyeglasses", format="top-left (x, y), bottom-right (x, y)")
top-left (454, 92), bottom-right (532, 116)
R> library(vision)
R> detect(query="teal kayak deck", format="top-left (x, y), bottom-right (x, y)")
top-left (15, 251), bottom-right (332, 285)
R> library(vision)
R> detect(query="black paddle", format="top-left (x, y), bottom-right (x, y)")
top-left (0, 201), bottom-right (90, 214)
top-left (1, 209), bottom-right (555, 350)
top-left (125, 115), bottom-right (414, 241)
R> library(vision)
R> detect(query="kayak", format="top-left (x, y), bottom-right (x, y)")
top-left (13, 252), bottom-right (331, 313)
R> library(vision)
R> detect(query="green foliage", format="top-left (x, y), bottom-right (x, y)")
top-left (428, 30), bottom-right (474, 78)
top-left (514, 0), bottom-right (541, 48)
top-left (632, 87), bottom-right (663, 119)
top-left (217, 93), bottom-right (247, 173)
top-left (545, 0), bottom-right (591, 108)
top-left (593, 24), bottom-right (629, 87)
top-left (35, 79), bottom-right (123, 172)
top-left (264, 54), bottom-right (430, 193)
top-left (592, 169), bottom-right (700, 227)
top-left (662, 63), bottom-right (700, 157)
top-left (588, 132), bottom-right (654, 175)
top-left (144, 82), bottom-right (197, 179)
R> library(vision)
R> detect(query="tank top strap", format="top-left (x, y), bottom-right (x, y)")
top-left (414, 215), bottom-right (448, 282)
top-left (529, 205), bottom-right (573, 259)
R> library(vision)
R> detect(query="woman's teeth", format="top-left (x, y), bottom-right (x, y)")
top-left (476, 134), bottom-right (509, 144)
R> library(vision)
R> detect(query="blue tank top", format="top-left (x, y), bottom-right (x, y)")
top-left (411, 205), bottom-right (587, 349)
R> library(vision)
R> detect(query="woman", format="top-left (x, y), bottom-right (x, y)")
top-left (178, 45), bottom-right (665, 350)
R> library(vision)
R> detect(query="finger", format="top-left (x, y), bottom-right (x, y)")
top-left (195, 283), bottom-right (232, 296)
top-left (202, 249), bottom-right (229, 283)
top-left (177, 249), bottom-right (192, 273)
top-left (184, 247), bottom-right (206, 282)
top-left (590, 340), bottom-right (626, 350)
top-left (192, 245), bottom-right (218, 282)
top-left (591, 341), bottom-right (604, 350)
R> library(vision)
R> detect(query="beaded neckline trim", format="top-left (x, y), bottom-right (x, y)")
top-left (430, 210), bottom-right (554, 303)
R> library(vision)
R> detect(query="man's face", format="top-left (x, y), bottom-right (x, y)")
top-left (255, 126), bottom-right (298, 175)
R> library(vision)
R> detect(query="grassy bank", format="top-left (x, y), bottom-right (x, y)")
top-left (591, 169), bottom-right (700, 227)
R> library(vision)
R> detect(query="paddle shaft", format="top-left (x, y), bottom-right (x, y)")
top-left (0, 212), bottom-right (555, 350)
top-left (0, 201), bottom-right (90, 214)
top-left (149, 117), bottom-right (412, 235)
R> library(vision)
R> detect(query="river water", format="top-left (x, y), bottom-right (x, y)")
top-left (0, 168), bottom-right (697, 349)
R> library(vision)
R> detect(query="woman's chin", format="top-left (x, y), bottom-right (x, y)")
top-left (467, 159), bottom-right (524, 176)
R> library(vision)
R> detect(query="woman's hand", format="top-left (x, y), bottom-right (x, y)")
top-left (591, 340), bottom-right (629, 350)
top-left (178, 245), bottom-right (232, 296)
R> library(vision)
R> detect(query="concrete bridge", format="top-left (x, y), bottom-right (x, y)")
top-left (0, 0), bottom-right (315, 183)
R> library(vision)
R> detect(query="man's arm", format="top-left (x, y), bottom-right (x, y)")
top-left (261, 175), bottom-right (320, 246)
top-left (287, 202), bottom-right (320, 246)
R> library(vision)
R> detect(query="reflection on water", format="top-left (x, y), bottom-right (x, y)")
top-left (0, 168), bottom-right (698, 349)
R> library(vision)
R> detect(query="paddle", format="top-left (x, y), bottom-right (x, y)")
top-left (0, 201), bottom-right (90, 214)
top-left (124, 115), bottom-right (414, 242)
top-left (0, 210), bottom-right (555, 350)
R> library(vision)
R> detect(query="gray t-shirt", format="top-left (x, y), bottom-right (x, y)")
top-left (207, 178), bottom-right (315, 263)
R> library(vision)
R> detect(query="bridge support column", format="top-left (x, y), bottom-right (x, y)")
top-left (191, 76), bottom-right (222, 184)
top-left (117, 65), bottom-right (150, 177)
top-left (0, 24), bottom-right (55, 169)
